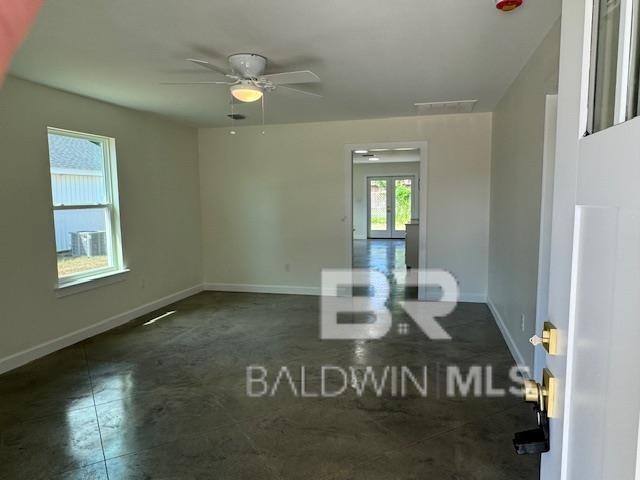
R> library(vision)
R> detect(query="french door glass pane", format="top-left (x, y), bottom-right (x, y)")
top-left (592, 0), bottom-right (621, 132)
top-left (394, 178), bottom-right (412, 231)
top-left (54, 208), bottom-right (112, 278)
top-left (370, 179), bottom-right (387, 231)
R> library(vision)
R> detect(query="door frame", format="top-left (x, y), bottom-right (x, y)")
top-left (344, 141), bottom-right (428, 300)
top-left (534, 94), bottom-right (558, 380)
top-left (366, 175), bottom-right (418, 239)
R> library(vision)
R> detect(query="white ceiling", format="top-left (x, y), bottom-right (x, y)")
top-left (10, 0), bottom-right (561, 127)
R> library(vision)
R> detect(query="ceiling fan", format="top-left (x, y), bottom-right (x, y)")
top-left (163, 53), bottom-right (322, 103)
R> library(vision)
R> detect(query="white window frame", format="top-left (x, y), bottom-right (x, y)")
top-left (588, 0), bottom-right (638, 133)
top-left (615, 0), bottom-right (634, 123)
top-left (47, 127), bottom-right (125, 289)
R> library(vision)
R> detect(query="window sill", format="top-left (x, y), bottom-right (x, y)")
top-left (56, 268), bottom-right (130, 298)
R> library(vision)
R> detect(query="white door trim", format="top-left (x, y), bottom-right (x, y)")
top-left (534, 94), bottom-right (558, 380)
top-left (344, 141), bottom-right (428, 300)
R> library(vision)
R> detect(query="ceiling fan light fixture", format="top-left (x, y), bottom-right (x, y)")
top-left (230, 83), bottom-right (263, 103)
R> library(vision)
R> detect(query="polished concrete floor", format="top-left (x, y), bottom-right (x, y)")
top-left (0, 240), bottom-right (540, 479)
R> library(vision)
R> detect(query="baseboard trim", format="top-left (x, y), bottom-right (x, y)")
top-left (424, 288), bottom-right (487, 303)
top-left (204, 283), bottom-right (321, 296)
top-left (458, 293), bottom-right (487, 303)
top-left (204, 283), bottom-right (485, 303)
top-left (486, 297), bottom-right (529, 373)
top-left (0, 284), bottom-right (204, 375)
top-left (0, 282), bottom-right (490, 375)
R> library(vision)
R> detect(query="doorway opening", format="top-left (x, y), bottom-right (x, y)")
top-left (345, 142), bottom-right (427, 299)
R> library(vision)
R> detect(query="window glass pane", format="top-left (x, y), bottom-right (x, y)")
top-left (54, 208), bottom-right (112, 278)
top-left (394, 178), bottom-right (412, 232)
top-left (370, 179), bottom-right (387, 231)
top-left (628, 0), bottom-right (640, 117)
top-left (592, 0), bottom-right (621, 132)
top-left (47, 133), bottom-right (107, 206)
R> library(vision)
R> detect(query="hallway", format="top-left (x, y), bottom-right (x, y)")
top-left (352, 239), bottom-right (419, 303)
top-left (353, 239), bottom-right (407, 275)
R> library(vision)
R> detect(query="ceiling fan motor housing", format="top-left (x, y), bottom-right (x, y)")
top-left (496, 0), bottom-right (523, 11)
top-left (228, 53), bottom-right (267, 78)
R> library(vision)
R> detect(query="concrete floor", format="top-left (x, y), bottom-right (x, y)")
top-left (0, 240), bottom-right (540, 479)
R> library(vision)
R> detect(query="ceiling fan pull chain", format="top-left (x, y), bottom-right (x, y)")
top-left (229, 97), bottom-right (237, 135)
top-left (261, 95), bottom-right (266, 135)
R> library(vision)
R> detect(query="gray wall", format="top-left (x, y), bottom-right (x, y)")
top-left (0, 76), bottom-right (202, 364)
top-left (488, 19), bottom-right (561, 368)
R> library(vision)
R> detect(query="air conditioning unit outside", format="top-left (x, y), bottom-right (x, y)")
top-left (70, 231), bottom-right (107, 257)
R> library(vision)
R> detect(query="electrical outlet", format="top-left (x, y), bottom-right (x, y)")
top-left (521, 314), bottom-right (526, 332)
top-left (285, 263), bottom-right (291, 273)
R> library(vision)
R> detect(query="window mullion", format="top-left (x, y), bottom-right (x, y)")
top-left (53, 204), bottom-right (111, 211)
top-left (587, 0), bottom-right (601, 135)
top-left (615, 0), bottom-right (634, 123)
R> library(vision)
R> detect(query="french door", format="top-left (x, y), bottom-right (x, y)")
top-left (367, 176), bottom-right (414, 239)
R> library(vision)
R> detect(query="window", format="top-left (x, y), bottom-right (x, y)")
top-left (588, 0), bottom-right (640, 132)
top-left (47, 128), bottom-right (124, 286)
top-left (590, 0), bottom-right (621, 132)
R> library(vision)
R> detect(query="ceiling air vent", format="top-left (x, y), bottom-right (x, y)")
top-left (227, 113), bottom-right (246, 120)
top-left (414, 100), bottom-right (478, 115)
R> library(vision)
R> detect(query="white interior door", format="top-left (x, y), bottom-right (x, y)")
top-left (563, 116), bottom-right (640, 480)
top-left (367, 176), bottom-right (415, 239)
top-left (542, 0), bottom-right (640, 478)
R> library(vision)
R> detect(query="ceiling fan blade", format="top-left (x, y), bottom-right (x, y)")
top-left (161, 81), bottom-right (233, 85)
top-left (261, 70), bottom-right (320, 85)
top-left (186, 58), bottom-right (229, 75)
top-left (276, 85), bottom-right (323, 98)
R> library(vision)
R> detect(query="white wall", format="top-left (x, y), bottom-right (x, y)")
top-left (199, 113), bottom-right (492, 301)
top-left (488, 19), bottom-right (561, 369)
top-left (0, 76), bottom-right (202, 367)
top-left (352, 161), bottom-right (420, 239)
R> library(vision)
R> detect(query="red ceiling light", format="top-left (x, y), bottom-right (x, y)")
top-left (496, 0), bottom-right (523, 11)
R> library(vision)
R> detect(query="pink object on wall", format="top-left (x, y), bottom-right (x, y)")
top-left (0, 0), bottom-right (43, 84)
